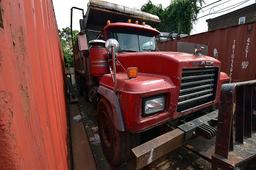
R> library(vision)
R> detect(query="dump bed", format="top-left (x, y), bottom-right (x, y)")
top-left (81, 0), bottom-right (160, 40)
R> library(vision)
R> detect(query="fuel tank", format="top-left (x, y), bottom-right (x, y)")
top-left (89, 40), bottom-right (109, 76)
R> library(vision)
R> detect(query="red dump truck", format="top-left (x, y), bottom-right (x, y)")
top-left (71, 1), bottom-right (256, 169)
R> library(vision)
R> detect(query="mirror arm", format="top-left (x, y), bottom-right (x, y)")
top-left (105, 38), bottom-right (119, 92)
top-left (111, 46), bottom-right (117, 92)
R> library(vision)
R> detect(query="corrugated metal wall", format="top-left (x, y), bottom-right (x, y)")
top-left (158, 22), bottom-right (256, 82)
top-left (0, 0), bottom-right (68, 169)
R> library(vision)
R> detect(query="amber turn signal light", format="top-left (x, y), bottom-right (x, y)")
top-left (127, 67), bottom-right (138, 79)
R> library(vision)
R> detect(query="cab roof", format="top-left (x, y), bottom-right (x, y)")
top-left (103, 22), bottom-right (160, 36)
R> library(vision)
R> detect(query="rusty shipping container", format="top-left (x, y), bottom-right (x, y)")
top-left (158, 22), bottom-right (256, 82)
top-left (0, 0), bottom-right (68, 170)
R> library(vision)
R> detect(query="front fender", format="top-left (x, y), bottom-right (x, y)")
top-left (98, 86), bottom-right (125, 131)
top-left (99, 73), bottom-right (177, 133)
top-left (220, 72), bottom-right (230, 84)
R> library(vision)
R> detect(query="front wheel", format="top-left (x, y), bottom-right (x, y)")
top-left (75, 74), bottom-right (84, 96)
top-left (97, 98), bottom-right (139, 167)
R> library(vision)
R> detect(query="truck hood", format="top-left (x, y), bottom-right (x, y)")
top-left (117, 51), bottom-right (220, 64)
top-left (116, 51), bottom-right (221, 84)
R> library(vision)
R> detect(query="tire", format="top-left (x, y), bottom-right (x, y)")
top-left (76, 74), bottom-right (90, 101)
top-left (75, 74), bottom-right (84, 96)
top-left (97, 98), bottom-right (139, 167)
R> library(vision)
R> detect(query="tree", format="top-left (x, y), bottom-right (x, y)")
top-left (58, 27), bottom-right (79, 67)
top-left (141, 1), bottom-right (167, 31)
top-left (141, 0), bottom-right (204, 34)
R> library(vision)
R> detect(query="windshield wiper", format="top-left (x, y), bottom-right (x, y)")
top-left (142, 49), bottom-right (157, 52)
top-left (119, 49), bottom-right (138, 52)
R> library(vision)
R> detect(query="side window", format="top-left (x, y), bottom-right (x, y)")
top-left (140, 36), bottom-right (155, 51)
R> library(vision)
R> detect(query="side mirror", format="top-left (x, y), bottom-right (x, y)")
top-left (105, 39), bottom-right (119, 53)
top-left (194, 46), bottom-right (205, 56)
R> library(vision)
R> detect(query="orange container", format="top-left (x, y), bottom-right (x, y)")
top-left (0, 0), bottom-right (68, 169)
top-left (158, 22), bottom-right (256, 82)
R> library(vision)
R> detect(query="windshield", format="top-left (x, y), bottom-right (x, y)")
top-left (108, 29), bottom-right (157, 52)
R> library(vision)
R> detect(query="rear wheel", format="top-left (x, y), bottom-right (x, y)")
top-left (75, 74), bottom-right (91, 101)
top-left (97, 98), bottom-right (139, 167)
top-left (75, 74), bottom-right (84, 96)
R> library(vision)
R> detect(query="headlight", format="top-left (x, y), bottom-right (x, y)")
top-left (143, 95), bottom-right (166, 115)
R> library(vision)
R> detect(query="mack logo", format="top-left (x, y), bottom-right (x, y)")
top-left (200, 61), bottom-right (214, 66)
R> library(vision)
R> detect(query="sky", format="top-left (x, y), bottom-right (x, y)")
top-left (52, 0), bottom-right (256, 35)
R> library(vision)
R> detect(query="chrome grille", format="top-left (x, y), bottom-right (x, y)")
top-left (177, 68), bottom-right (218, 112)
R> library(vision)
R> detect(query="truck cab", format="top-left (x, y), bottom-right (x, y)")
top-left (97, 22), bottom-right (229, 131)
top-left (72, 0), bottom-right (229, 167)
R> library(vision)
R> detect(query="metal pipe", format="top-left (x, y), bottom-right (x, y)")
top-left (70, 7), bottom-right (84, 49)
top-left (111, 47), bottom-right (117, 91)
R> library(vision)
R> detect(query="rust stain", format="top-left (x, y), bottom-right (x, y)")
top-left (0, 90), bottom-right (15, 139)
top-left (0, 131), bottom-right (17, 170)
top-left (9, 22), bottom-right (31, 118)
top-left (0, 90), bottom-right (12, 116)
top-left (0, 90), bottom-right (17, 170)
top-left (11, 27), bottom-right (26, 58)
top-left (0, 51), bottom-right (3, 72)
top-left (0, 91), bottom-right (17, 170)
top-left (20, 84), bottom-right (30, 119)
top-left (0, 0), bottom-right (3, 29)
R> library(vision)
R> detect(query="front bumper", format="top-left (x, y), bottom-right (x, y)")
top-left (131, 110), bottom-right (218, 169)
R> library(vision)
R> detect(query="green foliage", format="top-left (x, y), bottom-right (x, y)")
top-left (59, 27), bottom-right (79, 67)
top-left (141, 0), bottom-right (204, 34)
top-left (141, 1), bottom-right (167, 31)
